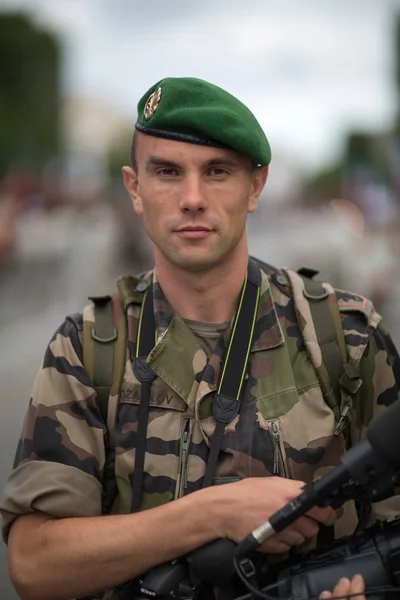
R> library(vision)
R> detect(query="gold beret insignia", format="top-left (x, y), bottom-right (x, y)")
top-left (144, 86), bottom-right (162, 120)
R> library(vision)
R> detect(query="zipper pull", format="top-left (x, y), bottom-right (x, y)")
top-left (334, 399), bottom-right (352, 436)
top-left (271, 422), bottom-right (280, 475)
top-left (181, 422), bottom-right (190, 490)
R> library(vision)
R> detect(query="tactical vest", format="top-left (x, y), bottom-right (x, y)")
top-left (82, 258), bottom-right (378, 536)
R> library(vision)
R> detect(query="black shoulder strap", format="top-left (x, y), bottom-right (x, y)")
top-left (202, 258), bottom-right (261, 488)
top-left (131, 284), bottom-right (156, 512)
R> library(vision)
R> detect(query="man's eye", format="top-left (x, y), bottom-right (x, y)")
top-left (208, 168), bottom-right (228, 176)
top-left (158, 168), bottom-right (178, 176)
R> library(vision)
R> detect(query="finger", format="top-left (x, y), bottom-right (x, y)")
top-left (324, 508), bottom-right (338, 527)
top-left (278, 528), bottom-right (306, 548)
top-left (308, 505), bottom-right (336, 526)
top-left (259, 540), bottom-right (291, 554)
top-left (307, 505), bottom-right (337, 527)
top-left (294, 479), bottom-right (306, 490)
top-left (350, 574), bottom-right (365, 600)
top-left (320, 576), bottom-right (353, 600)
top-left (293, 515), bottom-right (320, 539)
top-left (332, 577), bottom-right (351, 598)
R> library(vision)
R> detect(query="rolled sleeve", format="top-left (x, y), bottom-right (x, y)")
top-left (0, 314), bottom-right (106, 541)
top-left (1, 461), bottom-right (102, 542)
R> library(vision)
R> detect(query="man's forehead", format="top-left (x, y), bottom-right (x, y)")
top-left (136, 132), bottom-right (250, 166)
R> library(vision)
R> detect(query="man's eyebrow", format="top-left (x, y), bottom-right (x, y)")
top-left (203, 157), bottom-right (242, 168)
top-left (144, 155), bottom-right (244, 170)
top-left (145, 156), bottom-right (182, 170)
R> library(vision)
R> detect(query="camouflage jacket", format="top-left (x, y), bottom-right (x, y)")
top-left (2, 262), bottom-right (400, 597)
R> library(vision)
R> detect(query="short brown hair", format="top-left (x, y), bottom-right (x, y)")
top-left (130, 130), bottom-right (138, 172)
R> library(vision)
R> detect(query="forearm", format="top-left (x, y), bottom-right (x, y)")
top-left (8, 487), bottom-right (225, 600)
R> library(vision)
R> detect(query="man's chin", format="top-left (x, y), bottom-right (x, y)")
top-left (175, 258), bottom-right (215, 273)
top-left (154, 239), bottom-right (239, 274)
top-left (168, 251), bottom-right (230, 274)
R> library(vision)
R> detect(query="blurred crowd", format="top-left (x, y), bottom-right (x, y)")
top-left (1, 159), bottom-right (400, 345)
top-left (0, 161), bottom-right (152, 334)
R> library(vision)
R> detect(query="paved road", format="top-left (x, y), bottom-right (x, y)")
top-left (0, 307), bottom-right (66, 599)
top-left (0, 207), bottom-right (119, 599)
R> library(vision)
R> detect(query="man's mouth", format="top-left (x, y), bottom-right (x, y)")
top-left (175, 226), bottom-right (213, 239)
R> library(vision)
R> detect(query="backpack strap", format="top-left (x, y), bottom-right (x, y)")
top-left (82, 275), bottom-right (149, 512)
top-left (83, 293), bottom-right (126, 425)
top-left (283, 268), bottom-right (363, 444)
top-left (297, 270), bottom-right (348, 419)
top-left (281, 267), bottom-right (382, 547)
top-left (86, 295), bottom-right (117, 423)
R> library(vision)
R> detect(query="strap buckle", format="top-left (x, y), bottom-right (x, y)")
top-left (239, 558), bottom-right (256, 579)
top-left (91, 328), bottom-right (117, 343)
top-left (302, 286), bottom-right (329, 301)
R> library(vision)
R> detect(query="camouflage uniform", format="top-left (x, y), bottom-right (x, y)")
top-left (1, 263), bottom-right (400, 597)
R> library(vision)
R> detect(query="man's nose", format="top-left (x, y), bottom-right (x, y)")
top-left (179, 175), bottom-right (207, 213)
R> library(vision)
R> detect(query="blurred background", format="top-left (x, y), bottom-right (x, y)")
top-left (1, 0), bottom-right (400, 597)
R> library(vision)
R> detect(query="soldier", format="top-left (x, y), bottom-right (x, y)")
top-left (1, 77), bottom-right (399, 600)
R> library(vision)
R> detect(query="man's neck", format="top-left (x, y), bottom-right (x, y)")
top-left (154, 246), bottom-right (249, 323)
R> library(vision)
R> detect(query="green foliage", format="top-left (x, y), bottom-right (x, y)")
top-left (303, 163), bottom-right (343, 204)
top-left (305, 13), bottom-right (400, 205)
top-left (345, 132), bottom-right (372, 166)
top-left (395, 16), bottom-right (400, 97)
top-left (0, 13), bottom-right (61, 175)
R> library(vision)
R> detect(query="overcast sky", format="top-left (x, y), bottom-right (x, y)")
top-left (2, 0), bottom-right (400, 173)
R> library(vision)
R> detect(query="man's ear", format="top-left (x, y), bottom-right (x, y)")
top-left (122, 166), bottom-right (143, 215)
top-left (248, 166), bottom-right (269, 214)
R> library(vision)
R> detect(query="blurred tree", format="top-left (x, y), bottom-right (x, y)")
top-left (0, 13), bottom-right (61, 176)
top-left (106, 131), bottom-right (133, 202)
top-left (394, 15), bottom-right (400, 130)
top-left (304, 13), bottom-right (400, 211)
top-left (301, 163), bottom-right (342, 205)
top-left (107, 136), bottom-right (132, 184)
top-left (345, 133), bottom-right (372, 165)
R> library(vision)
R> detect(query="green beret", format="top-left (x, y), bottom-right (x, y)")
top-left (135, 77), bottom-right (271, 166)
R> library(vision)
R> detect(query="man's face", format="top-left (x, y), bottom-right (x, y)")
top-left (123, 133), bottom-right (268, 272)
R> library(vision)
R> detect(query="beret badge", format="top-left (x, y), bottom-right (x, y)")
top-left (144, 86), bottom-right (162, 120)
